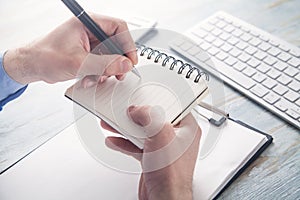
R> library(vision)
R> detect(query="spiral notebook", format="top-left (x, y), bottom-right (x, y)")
top-left (65, 44), bottom-right (209, 148)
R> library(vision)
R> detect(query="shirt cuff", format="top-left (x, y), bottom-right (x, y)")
top-left (0, 52), bottom-right (28, 108)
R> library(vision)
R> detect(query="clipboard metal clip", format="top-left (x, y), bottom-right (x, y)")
top-left (193, 102), bottom-right (229, 127)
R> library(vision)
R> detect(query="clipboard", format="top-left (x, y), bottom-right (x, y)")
top-left (192, 103), bottom-right (273, 199)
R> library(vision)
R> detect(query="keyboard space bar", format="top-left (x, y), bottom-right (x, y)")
top-left (208, 58), bottom-right (256, 90)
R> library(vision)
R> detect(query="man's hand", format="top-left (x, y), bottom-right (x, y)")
top-left (3, 14), bottom-right (137, 84)
top-left (101, 105), bottom-right (202, 200)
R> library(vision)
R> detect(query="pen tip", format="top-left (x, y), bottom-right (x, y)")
top-left (132, 68), bottom-right (141, 78)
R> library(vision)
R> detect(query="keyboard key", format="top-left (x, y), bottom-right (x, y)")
top-left (251, 85), bottom-right (269, 97)
top-left (262, 78), bottom-right (277, 89)
top-left (199, 42), bottom-right (211, 51)
top-left (208, 17), bottom-right (219, 25)
top-left (204, 35), bottom-right (216, 43)
top-left (219, 32), bottom-right (231, 40)
top-left (212, 38), bottom-right (224, 47)
top-left (227, 37), bottom-right (239, 45)
top-left (273, 61), bottom-right (288, 71)
top-left (249, 37), bottom-right (262, 46)
top-left (238, 52), bottom-right (251, 62)
top-left (258, 42), bottom-right (271, 51)
top-left (278, 52), bottom-right (291, 62)
top-left (273, 84), bottom-right (288, 95)
top-left (207, 46), bottom-right (220, 56)
top-left (290, 48), bottom-right (300, 58)
top-left (221, 43), bottom-right (233, 52)
top-left (240, 33), bottom-right (252, 42)
top-left (279, 44), bottom-right (290, 52)
top-left (223, 17), bottom-right (233, 24)
top-left (233, 62), bottom-right (247, 71)
top-left (180, 42), bottom-right (193, 51)
top-left (263, 56), bottom-right (277, 66)
top-left (229, 47), bottom-right (242, 57)
top-left (267, 68), bottom-right (281, 79)
top-left (277, 74), bottom-right (292, 85)
top-left (274, 99), bottom-right (289, 112)
top-left (247, 57), bottom-right (261, 68)
top-left (254, 50), bottom-right (268, 60)
top-left (284, 90), bottom-right (299, 102)
top-left (216, 20), bottom-right (227, 29)
top-left (284, 66), bottom-right (299, 77)
top-left (232, 21), bottom-right (242, 29)
top-left (187, 46), bottom-right (201, 55)
top-left (233, 73), bottom-right (256, 89)
top-left (243, 67), bottom-right (256, 77)
top-left (224, 56), bottom-right (238, 66)
top-left (296, 99), bottom-right (300, 107)
top-left (232, 29), bottom-right (243, 37)
top-left (287, 57), bottom-right (300, 67)
top-left (286, 109), bottom-right (300, 120)
top-left (173, 38), bottom-right (185, 46)
top-left (267, 47), bottom-right (281, 57)
top-left (215, 51), bottom-right (228, 61)
top-left (252, 72), bottom-right (267, 83)
top-left (202, 23), bottom-right (214, 32)
top-left (263, 92), bottom-right (280, 104)
top-left (269, 39), bottom-right (280, 47)
top-left (257, 63), bottom-right (271, 73)
top-left (236, 41), bottom-right (248, 50)
top-left (193, 29), bottom-right (208, 38)
top-left (259, 34), bottom-right (269, 42)
top-left (211, 28), bottom-right (223, 36)
top-left (196, 52), bottom-right (210, 62)
top-left (288, 80), bottom-right (300, 92)
top-left (245, 46), bottom-right (257, 55)
top-left (249, 30), bottom-right (260, 37)
top-left (296, 74), bottom-right (300, 82)
top-left (241, 25), bottom-right (250, 33)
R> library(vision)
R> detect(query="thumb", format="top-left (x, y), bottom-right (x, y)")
top-left (127, 105), bottom-right (166, 138)
top-left (78, 53), bottom-right (133, 77)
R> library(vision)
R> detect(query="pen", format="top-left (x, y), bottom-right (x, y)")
top-left (61, 0), bottom-right (141, 78)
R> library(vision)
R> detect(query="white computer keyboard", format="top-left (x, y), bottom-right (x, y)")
top-left (170, 11), bottom-right (300, 129)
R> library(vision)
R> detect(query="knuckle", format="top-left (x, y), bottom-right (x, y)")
top-left (112, 18), bottom-right (128, 30)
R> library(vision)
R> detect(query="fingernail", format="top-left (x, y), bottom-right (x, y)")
top-left (117, 74), bottom-right (126, 81)
top-left (121, 59), bottom-right (132, 73)
top-left (100, 76), bottom-right (107, 83)
top-left (84, 79), bottom-right (96, 88)
top-left (128, 105), bottom-right (136, 113)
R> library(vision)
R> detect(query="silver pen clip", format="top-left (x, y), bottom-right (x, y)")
top-left (193, 102), bottom-right (229, 127)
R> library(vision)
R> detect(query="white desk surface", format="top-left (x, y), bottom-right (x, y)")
top-left (0, 0), bottom-right (299, 199)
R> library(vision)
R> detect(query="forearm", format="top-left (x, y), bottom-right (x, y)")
top-left (146, 178), bottom-right (193, 200)
top-left (148, 186), bottom-right (193, 200)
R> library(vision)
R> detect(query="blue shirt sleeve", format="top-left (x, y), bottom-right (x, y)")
top-left (0, 52), bottom-right (28, 111)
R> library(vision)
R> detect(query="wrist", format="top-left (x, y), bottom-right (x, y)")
top-left (3, 46), bottom-right (39, 84)
top-left (148, 182), bottom-right (193, 200)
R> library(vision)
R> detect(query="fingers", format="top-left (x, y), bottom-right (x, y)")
top-left (127, 105), bottom-right (152, 127)
top-left (127, 105), bottom-right (175, 151)
top-left (127, 105), bottom-right (166, 138)
top-left (79, 53), bottom-right (133, 77)
top-left (88, 14), bottom-right (138, 65)
top-left (100, 120), bottom-right (119, 133)
top-left (105, 137), bottom-right (142, 160)
top-left (175, 113), bottom-right (202, 161)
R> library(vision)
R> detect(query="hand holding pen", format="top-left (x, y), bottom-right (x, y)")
top-left (61, 0), bottom-right (141, 79)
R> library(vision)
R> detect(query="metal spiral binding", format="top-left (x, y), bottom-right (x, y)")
top-left (136, 43), bottom-right (209, 83)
